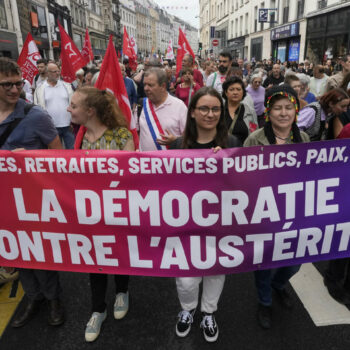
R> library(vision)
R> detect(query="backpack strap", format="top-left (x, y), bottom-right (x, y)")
top-left (211, 72), bottom-right (217, 88)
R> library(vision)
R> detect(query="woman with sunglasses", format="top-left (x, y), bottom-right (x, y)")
top-left (170, 87), bottom-right (241, 343)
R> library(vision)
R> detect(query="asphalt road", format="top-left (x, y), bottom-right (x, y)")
top-left (0, 263), bottom-right (349, 350)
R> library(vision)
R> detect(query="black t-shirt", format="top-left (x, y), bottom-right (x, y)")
top-left (170, 135), bottom-right (241, 150)
top-left (224, 104), bottom-right (249, 145)
top-left (263, 74), bottom-right (284, 88)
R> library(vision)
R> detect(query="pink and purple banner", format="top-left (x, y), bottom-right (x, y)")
top-left (1, 139), bottom-right (350, 277)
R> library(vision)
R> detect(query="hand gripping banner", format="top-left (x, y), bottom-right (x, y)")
top-left (1, 140), bottom-right (350, 277)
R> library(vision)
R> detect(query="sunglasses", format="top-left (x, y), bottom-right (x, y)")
top-left (0, 80), bottom-right (24, 90)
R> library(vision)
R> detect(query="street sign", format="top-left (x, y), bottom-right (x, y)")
top-left (212, 39), bottom-right (219, 47)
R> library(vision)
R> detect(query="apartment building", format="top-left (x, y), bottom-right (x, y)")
top-left (200, 0), bottom-right (350, 63)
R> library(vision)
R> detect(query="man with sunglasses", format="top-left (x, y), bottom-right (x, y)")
top-left (206, 52), bottom-right (232, 93)
top-left (0, 58), bottom-right (64, 328)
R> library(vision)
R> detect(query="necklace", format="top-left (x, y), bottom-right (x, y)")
top-left (275, 135), bottom-right (289, 141)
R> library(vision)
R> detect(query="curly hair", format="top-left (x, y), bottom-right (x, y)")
top-left (77, 86), bottom-right (128, 129)
top-left (222, 76), bottom-right (247, 100)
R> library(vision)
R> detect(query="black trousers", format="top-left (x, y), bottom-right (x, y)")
top-left (19, 268), bottom-right (61, 301)
top-left (325, 258), bottom-right (350, 290)
top-left (90, 273), bottom-right (129, 313)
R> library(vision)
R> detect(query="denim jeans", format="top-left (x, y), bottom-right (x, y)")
top-left (57, 126), bottom-right (75, 149)
top-left (254, 265), bottom-right (301, 306)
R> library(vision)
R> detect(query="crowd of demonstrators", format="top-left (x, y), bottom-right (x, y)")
top-left (69, 87), bottom-right (134, 342)
top-left (170, 87), bottom-right (241, 343)
top-left (2, 47), bottom-right (350, 344)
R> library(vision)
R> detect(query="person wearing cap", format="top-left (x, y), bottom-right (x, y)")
top-left (244, 84), bottom-right (309, 329)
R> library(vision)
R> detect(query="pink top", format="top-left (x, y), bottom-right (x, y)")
top-left (175, 83), bottom-right (201, 106)
top-left (137, 94), bottom-right (188, 151)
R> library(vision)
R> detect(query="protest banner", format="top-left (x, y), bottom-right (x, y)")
top-left (0, 140), bottom-right (350, 277)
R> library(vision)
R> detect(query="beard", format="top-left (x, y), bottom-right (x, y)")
top-left (218, 65), bottom-right (228, 74)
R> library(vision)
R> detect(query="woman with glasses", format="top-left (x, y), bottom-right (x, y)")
top-left (246, 73), bottom-right (265, 127)
top-left (170, 87), bottom-right (241, 343)
top-left (222, 76), bottom-right (258, 144)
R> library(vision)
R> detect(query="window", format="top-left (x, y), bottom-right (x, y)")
top-left (31, 5), bottom-right (48, 38)
top-left (260, 2), bottom-right (264, 31)
top-left (245, 13), bottom-right (248, 34)
top-left (0, 0), bottom-right (7, 29)
top-left (283, 0), bottom-right (289, 23)
top-left (297, 0), bottom-right (304, 19)
top-left (270, 0), bottom-right (276, 28)
top-left (254, 6), bottom-right (257, 32)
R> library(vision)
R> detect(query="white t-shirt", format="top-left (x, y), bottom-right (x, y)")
top-left (43, 81), bottom-right (71, 127)
top-left (206, 72), bottom-right (226, 93)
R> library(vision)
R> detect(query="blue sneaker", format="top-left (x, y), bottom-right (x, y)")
top-left (114, 292), bottom-right (129, 319)
top-left (85, 310), bottom-right (107, 342)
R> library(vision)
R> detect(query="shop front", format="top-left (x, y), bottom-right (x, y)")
top-left (271, 22), bottom-right (300, 63)
top-left (250, 36), bottom-right (263, 62)
top-left (0, 31), bottom-right (18, 59)
top-left (305, 5), bottom-right (350, 64)
top-left (227, 36), bottom-right (245, 59)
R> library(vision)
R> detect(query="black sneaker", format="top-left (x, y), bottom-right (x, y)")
top-left (257, 304), bottom-right (272, 329)
top-left (176, 309), bottom-right (195, 337)
top-left (200, 313), bottom-right (218, 342)
top-left (324, 277), bottom-right (350, 305)
top-left (273, 287), bottom-right (294, 309)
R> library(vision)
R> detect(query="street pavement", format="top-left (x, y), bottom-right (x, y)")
top-left (0, 262), bottom-right (349, 350)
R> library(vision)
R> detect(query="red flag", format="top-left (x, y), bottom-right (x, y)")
top-left (122, 27), bottom-right (137, 71)
top-left (81, 28), bottom-right (94, 65)
top-left (17, 33), bottom-right (41, 85)
top-left (58, 21), bottom-right (86, 83)
top-left (176, 28), bottom-right (195, 74)
top-left (95, 35), bottom-right (139, 149)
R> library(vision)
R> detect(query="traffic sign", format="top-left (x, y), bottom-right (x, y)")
top-left (212, 39), bottom-right (219, 47)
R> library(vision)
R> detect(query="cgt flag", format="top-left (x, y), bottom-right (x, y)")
top-left (17, 33), bottom-right (41, 85)
top-left (95, 35), bottom-right (139, 148)
top-left (166, 39), bottom-right (175, 60)
top-left (58, 21), bottom-right (86, 83)
top-left (81, 28), bottom-right (94, 64)
top-left (176, 28), bottom-right (195, 74)
top-left (122, 27), bottom-right (137, 71)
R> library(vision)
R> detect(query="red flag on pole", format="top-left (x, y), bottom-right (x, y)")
top-left (17, 33), bottom-right (42, 85)
top-left (58, 21), bottom-right (86, 83)
top-left (81, 28), bottom-right (94, 65)
top-left (176, 28), bottom-right (195, 74)
top-left (95, 35), bottom-right (139, 148)
top-left (122, 27), bottom-right (137, 71)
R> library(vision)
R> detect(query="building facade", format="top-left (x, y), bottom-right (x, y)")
top-left (199, 0), bottom-right (350, 63)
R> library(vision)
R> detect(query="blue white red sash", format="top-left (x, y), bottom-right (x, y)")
top-left (143, 98), bottom-right (168, 150)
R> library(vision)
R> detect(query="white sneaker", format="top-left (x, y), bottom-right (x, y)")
top-left (85, 310), bottom-right (107, 342)
top-left (114, 292), bottom-right (129, 319)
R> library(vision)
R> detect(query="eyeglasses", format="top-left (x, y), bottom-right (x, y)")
top-left (195, 106), bottom-right (221, 115)
top-left (0, 80), bottom-right (24, 90)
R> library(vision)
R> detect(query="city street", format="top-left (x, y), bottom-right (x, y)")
top-left (0, 262), bottom-right (349, 350)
